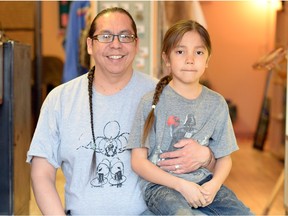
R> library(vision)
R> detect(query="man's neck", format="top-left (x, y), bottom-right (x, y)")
top-left (93, 69), bottom-right (133, 95)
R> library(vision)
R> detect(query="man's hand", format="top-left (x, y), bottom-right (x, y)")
top-left (157, 139), bottom-right (214, 174)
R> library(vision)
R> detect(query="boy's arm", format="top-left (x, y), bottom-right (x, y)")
top-left (212, 155), bottom-right (232, 186)
top-left (201, 155), bottom-right (232, 206)
top-left (131, 147), bottom-right (209, 208)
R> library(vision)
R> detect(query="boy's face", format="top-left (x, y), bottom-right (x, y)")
top-left (163, 31), bottom-right (210, 86)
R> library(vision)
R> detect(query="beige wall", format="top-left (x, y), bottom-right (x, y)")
top-left (41, 1), bottom-right (278, 138)
top-left (42, 1), bottom-right (65, 61)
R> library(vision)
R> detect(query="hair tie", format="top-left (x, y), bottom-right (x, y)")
top-left (151, 105), bottom-right (156, 109)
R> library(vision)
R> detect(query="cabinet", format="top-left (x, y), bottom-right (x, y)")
top-left (0, 41), bottom-right (31, 215)
top-left (285, 57), bottom-right (288, 214)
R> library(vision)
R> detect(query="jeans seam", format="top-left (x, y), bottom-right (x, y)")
top-left (203, 205), bottom-right (221, 215)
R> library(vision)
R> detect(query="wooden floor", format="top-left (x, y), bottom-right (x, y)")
top-left (29, 138), bottom-right (287, 215)
top-left (225, 139), bottom-right (286, 215)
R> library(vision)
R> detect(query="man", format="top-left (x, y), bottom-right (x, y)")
top-left (27, 7), bottom-right (214, 215)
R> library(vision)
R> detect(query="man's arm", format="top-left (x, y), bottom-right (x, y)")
top-left (31, 157), bottom-right (65, 215)
top-left (202, 147), bottom-right (216, 171)
top-left (157, 139), bottom-right (216, 174)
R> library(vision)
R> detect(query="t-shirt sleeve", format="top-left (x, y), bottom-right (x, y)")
top-left (209, 99), bottom-right (239, 159)
top-left (26, 93), bottom-right (61, 168)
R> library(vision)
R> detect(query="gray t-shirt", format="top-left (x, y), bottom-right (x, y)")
top-left (26, 71), bottom-right (157, 215)
top-left (128, 85), bottom-right (238, 192)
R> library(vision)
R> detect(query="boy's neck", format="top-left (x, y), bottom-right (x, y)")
top-left (169, 82), bottom-right (202, 100)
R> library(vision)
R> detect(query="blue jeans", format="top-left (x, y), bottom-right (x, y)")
top-left (144, 175), bottom-right (254, 215)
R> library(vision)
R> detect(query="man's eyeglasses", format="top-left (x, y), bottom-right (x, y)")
top-left (91, 34), bottom-right (136, 43)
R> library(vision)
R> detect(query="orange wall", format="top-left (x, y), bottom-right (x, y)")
top-left (200, 1), bottom-right (277, 137)
top-left (41, 1), bottom-right (278, 138)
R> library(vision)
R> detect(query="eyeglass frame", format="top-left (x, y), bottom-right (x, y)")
top-left (91, 34), bottom-right (137, 43)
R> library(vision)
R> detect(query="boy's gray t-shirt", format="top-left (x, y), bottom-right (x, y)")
top-left (128, 85), bottom-right (238, 191)
top-left (26, 71), bottom-right (156, 215)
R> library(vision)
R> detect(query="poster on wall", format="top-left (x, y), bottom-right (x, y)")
top-left (58, 1), bottom-right (71, 31)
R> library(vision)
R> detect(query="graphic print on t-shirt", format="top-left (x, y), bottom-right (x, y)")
top-left (77, 120), bottom-right (129, 188)
top-left (168, 114), bottom-right (197, 144)
top-left (167, 114), bottom-right (210, 148)
top-left (152, 114), bottom-right (200, 163)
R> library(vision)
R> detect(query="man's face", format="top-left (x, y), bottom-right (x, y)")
top-left (87, 12), bottom-right (139, 77)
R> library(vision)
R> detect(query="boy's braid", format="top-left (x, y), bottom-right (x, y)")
top-left (152, 75), bottom-right (173, 105)
top-left (142, 74), bottom-right (172, 145)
